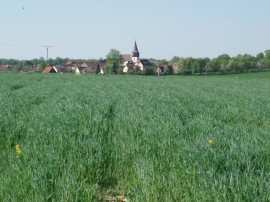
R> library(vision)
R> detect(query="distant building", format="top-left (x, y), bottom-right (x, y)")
top-left (43, 66), bottom-right (58, 73)
top-left (65, 60), bottom-right (105, 74)
top-left (42, 61), bottom-right (106, 74)
top-left (20, 66), bottom-right (38, 73)
top-left (0, 65), bottom-right (13, 72)
top-left (158, 65), bottom-right (174, 75)
top-left (122, 41), bottom-right (152, 73)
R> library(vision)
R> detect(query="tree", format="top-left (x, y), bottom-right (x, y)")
top-left (256, 52), bottom-right (264, 60)
top-left (143, 66), bottom-right (155, 75)
top-left (180, 57), bottom-right (193, 74)
top-left (265, 50), bottom-right (270, 60)
top-left (39, 57), bottom-right (45, 63)
top-left (205, 60), bottom-right (214, 73)
top-left (193, 58), bottom-right (208, 74)
top-left (169, 56), bottom-right (180, 66)
top-left (235, 54), bottom-right (245, 72)
top-left (242, 54), bottom-right (256, 70)
top-left (32, 58), bottom-right (39, 65)
top-left (0, 59), bottom-right (19, 65)
top-left (215, 54), bottom-right (230, 74)
top-left (13, 62), bottom-right (23, 72)
top-left (217, 54), bottom-right (230, 61)
top-left (263, 50), bottom-right (270, 69)
top-left (209, 58), bottom-right (221, 73)
top-left (227, 59), bottom-right (238, 73)
top-left (106, 49), bottom-right (122, 74)
top-left (23, 60), bottom-right (33, 67)
top-left (47, 58), bottom-right (53, 65)
top-left (159, 59), bottom-right (169, 65)
top-left (112, 63), bottom-right (117, 74)
top-left (54, 57), bottom-right (63, 65)
top-left (38, 62), bottom-right (46, 72)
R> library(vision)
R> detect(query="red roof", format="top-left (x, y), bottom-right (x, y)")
top-left (122, 54), bottom-right (132, 62)
top-left (43, 66), bottom-right (57, 73)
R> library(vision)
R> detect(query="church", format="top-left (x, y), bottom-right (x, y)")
top-left (122, 41), bottom-right (152, 73)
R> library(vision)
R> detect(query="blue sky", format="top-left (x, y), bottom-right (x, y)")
top-left (1, 0), bottom-right (270, 60)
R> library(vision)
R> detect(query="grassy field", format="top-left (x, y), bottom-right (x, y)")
top-left (0, 72), bottom-right (269, 201)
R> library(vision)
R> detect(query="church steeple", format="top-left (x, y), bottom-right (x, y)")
top-left (132, 41), bottom-right (139, 58)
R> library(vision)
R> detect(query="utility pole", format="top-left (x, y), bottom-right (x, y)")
top-left (43, 45), bottom-right (53, 66)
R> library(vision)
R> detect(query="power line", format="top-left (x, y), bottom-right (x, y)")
top-left (0, 43), bottom-right (42, 47)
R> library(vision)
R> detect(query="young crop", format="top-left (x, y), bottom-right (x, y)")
top-left (0, 72), bottom-right (269, 201)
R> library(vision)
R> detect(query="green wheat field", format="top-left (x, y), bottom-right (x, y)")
top-left (0, 72), bottom-right (269, 201)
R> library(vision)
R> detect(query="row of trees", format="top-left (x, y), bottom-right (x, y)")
top-left (0, 57), bottom-right (70, 72)
top-left (0, 57), bottom-right (71, 67)
top-left (1, 50), bottom-right (270, 75)
top-left (165, 50), bottom-right (270, 74)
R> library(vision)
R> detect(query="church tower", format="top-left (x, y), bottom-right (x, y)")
top-left (132, 41), bottom-right (140, 63)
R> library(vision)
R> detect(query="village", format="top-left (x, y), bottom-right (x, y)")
top-left (0, 42), bottom-right (176, 75)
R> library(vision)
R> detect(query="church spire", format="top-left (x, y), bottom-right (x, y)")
top-left (133, 41), bottom-right (139, 53)
top-left (132, 41), bottom-right (139, 58)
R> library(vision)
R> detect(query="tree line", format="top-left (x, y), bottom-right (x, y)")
top-left (165, 50), bottom-right (270, 75)
top-left (0, 57), bottom-right (99, 72)
top-left (1, 50), bottom-right (270, 74)
top-left (0, 57), bottom-right (71, 66)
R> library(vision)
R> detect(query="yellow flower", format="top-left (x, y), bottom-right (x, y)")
top-left (15, 144), bottom-right (22, 159)
top-left (208, 140), bottom-right (214, 145)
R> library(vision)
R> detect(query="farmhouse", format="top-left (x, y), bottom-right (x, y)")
top-left (66, 61), bottom-right (105, 74)
top-left (42, 60), bottom-right (106, 74)
top-left (43, 66), bottom-right (58, 73)
top-left (0, 65), bottom-right (13, 72)
top-left (20, 66), bottom-right (38, 73)
top-left (122, 41), bottom-right (152, 73)
top-left (78, 61), bottom-right (106, 74)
